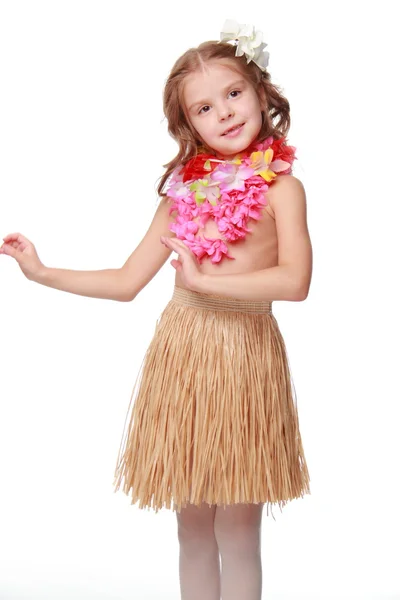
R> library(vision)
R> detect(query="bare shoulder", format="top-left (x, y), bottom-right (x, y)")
top-left (266, 174), bottom-right (306, 218)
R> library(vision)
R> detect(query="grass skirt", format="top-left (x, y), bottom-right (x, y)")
top-left (113, 285), bottom-right (310, 515)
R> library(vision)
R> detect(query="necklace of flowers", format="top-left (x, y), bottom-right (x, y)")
top-left (166, 136), bottom-right (296, 263)
top-left (178, 136), bottom-right (295, 206)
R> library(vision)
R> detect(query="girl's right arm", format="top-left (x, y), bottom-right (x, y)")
top-left (1, 197), bottom-right (175, 302)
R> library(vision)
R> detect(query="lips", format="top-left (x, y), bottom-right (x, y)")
top-left (222, 123), bottom-right (244, 136)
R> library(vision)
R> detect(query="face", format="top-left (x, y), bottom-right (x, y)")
top-left (183, 61), bottom-right (265, 160)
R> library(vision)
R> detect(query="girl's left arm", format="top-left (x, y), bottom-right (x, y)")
top-left (196, 175), bottom-right (313, 302)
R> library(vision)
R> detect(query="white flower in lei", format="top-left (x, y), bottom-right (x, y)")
top-left (220, 19), bottom-right (270, 72)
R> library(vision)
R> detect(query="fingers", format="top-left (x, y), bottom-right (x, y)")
top-left (2, 233), bottom-right (30, 246)
top-left (160, 236), bottom-right (188, 251)
top-left (3, 232), bottom-right (22, 242)
top-left (0, 243), bottom-right (17, 258)
top-left (2, 233), bottom-right (30, 254)
top-left (170, 259), bottom-right (181, 270)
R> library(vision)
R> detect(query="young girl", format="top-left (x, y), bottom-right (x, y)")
top-left (1, 19), bottom-right (312, 600)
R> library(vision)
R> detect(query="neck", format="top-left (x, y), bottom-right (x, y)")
top-left (215, 151), bottom-right (240, 161)
top-left (214, 139), bottom-right (259, 161)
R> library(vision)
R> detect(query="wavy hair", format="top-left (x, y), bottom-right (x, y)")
top-left (157, 41), bottom-right (291, 197)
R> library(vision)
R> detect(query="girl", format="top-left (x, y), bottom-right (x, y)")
top-left (1, 19), bottom-right (312, 600)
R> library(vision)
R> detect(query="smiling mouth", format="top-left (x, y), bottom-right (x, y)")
top-left (222, 123), bottom-right (244, 136)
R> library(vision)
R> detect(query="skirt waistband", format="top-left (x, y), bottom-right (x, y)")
top-left (171, 285), bottom-right (273, 314)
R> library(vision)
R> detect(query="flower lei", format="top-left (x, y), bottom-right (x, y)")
top-left (165, 136), bottom-right (296, 264)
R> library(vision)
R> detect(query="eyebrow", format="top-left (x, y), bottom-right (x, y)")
top-left (188, 79), bottom-right (246, 112)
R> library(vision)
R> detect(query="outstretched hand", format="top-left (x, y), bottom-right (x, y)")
top-left (160, 236), bottom-right (204, 292)
top-left (0, 232), bottom-right (45, 281)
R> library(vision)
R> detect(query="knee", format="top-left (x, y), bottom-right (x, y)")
top-left (177, 526), bottom-right (219, 561)
top-left (177, 519), bottom-right (210, 539)
top-left (214, 522), bottom-right (262, 558)
top-left (176, 503), bottom-right (217, 551)
top-left (214, 503), bottom-right (264, 557)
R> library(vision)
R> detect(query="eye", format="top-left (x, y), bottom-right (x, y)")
top-left (229, 90), bottom-right (241, 98)
top-left (199, 105), bottom-right (210, 115)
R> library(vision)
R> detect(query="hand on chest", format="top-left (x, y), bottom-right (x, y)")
top-left (165, 136), bottom-right (296, 264)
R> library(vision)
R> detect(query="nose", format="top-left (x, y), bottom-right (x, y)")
top-left (217, 103), bottom-right (234, 121)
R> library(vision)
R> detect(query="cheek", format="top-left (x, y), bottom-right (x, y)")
top-left (248, 96), bottom-right (263, 118)
top-left (251, 108), bottom-right (263, 130)
top-left (189, 118), bottom-right (209, 142)
top-left (196, 121), bottom-right (213, 138)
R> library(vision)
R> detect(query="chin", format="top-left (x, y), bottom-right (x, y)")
top-left (219, 139), bottom-right (252, 156)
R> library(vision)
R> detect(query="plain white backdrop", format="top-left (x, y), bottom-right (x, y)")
top-left (1, 1), bottom-right (399, 599)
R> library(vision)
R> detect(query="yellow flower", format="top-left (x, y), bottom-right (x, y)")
top-left (250, 149), bottom-right (277, 182)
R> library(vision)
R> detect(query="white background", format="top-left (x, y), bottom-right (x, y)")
top-left (1, 1), bottom-right (399, 599)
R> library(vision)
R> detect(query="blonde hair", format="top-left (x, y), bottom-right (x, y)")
top-left (157, 41), bottom-right (291, 197)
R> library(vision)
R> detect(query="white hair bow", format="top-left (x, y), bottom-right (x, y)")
top-left (220, 19), bottom-right (270, 72)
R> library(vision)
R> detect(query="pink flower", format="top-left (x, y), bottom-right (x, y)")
top-left (251, 135), bottom-right (274, 153)
top-left (198, 198), bottom-right (217, 227)
top-left (163, 134), bottom-right (297, 265)
top-left (202, 236), bottom-right (235, 263)
top-left (169, 217), bottom-right (199, 240)
top-left (166, 181), bottom-right (190, 202)
top-left (178, 235), bottom-right (235, 264)
top-left (168, 194), bottom-right (201, 220)
top-left (217, 215), bottom-right (250, 241)
top-left (211, 163), bottom-right (254, 193)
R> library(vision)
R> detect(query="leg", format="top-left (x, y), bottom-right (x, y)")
top-left (214, 502), bottom-right (264, 600)
top-left (176, 501), bottom-right (220, 600)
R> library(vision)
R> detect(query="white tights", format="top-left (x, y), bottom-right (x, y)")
top-left (176, 501), bottom-right (264, 600)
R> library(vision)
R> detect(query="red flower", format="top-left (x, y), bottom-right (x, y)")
top-left (270, 137), bottom-right (297, 165)
top-left (180, 153), bottom-right (217, 183)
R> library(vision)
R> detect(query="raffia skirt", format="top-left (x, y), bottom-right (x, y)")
top-left (113, 284), bottom-right (310, 516)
